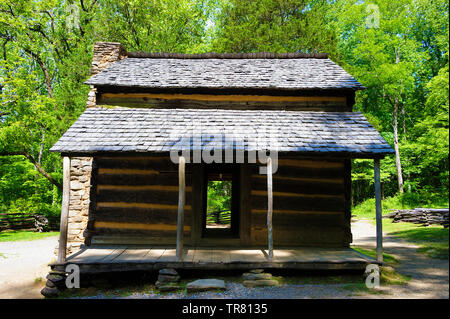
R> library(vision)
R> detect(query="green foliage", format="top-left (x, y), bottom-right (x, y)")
top-left (352, 247), bottom-right (399, 265)
top-left (353, 193), bottom-right (449, 260)
top-left (382, 221), bottom-right (449, 260)
top-left (337, 0), bottom-right (449, 202)
top-left (210, 0), bottom-right (338, 55)
top-left (0, 0), bottom-right (448, 221)
top-left (0, 156), bottom-right (61, 217)
top-left (93, 0), bottom-right (215, 53)
top-left (352, 192), bottom-right (449, 220)
top-left (0, 229), bottom-right (58, 242)
top-left (206, 181), bottom-right (231, 224)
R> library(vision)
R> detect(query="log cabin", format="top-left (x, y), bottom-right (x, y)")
top-left (49, 42), bottom-right (393, 274)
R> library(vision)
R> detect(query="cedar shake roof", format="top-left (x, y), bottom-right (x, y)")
top-left (50, 107), bottom-right (393, 158)
top-left (85, 57), bottom-right (365, 91)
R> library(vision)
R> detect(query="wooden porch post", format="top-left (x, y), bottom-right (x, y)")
top-left (176, 156), bottom-right (186, 261)
top-left (57, 156), bottom-right (70, 263)
top-left (267, 157), bottom-right (273, 260)
top-left (374, 158), bottom-right (383, 263)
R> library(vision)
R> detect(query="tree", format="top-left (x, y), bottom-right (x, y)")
top-left (210, 0), bottom-right (338, 55)
top-left (92, 0), bottom-right (214, 53)
top-left (0, 0), bottom-right (98, 191)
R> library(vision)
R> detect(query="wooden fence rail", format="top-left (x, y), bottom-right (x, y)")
top-left (383, 208), bottom-right (449, 228)
top-left (0, 212), bottom-right (60, 232)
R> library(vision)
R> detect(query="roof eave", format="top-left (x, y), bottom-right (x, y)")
top-left (51, 149), bottom-right (393, 160)
top-left (84, 81), bottom-right (366, 91)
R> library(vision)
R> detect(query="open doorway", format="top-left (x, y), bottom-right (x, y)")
top-left (203, 165), bottom-right (239, 238)
top-left (206, 179), bottom-right (232, 229)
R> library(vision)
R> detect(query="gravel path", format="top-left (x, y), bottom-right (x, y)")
top-left (76, 283), bottom-right (361, 299)
top-left (109, 220), bottom-right (447, 299)
top-left (351, 219), bottom-right (449, 299)
top-left (0, 236), bottom-right (58, 299)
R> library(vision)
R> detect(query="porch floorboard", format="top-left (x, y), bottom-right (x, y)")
top-left (55, 246), bottom-right (377, 273)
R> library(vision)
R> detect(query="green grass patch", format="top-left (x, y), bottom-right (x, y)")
top-left (0, 230), bottom-right (59, 242)
top-left (352, 192), bottom-right (449, 260)
top-left (338, 266), bottom-right (410, 296)
top-left (352, 192), bottom-right (449, 220)
top-left (352, 247), bottom-right (399, 265)
top-left (379, 266), bottom-right (411, 285)
top-left (382, 220), bottom-right (449, 260)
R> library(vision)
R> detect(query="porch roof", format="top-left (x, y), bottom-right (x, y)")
top-left (50, 107), bottom-right (394, 158)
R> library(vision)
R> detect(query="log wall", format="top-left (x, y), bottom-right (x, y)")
top-left (87, 155), bottom-right (351, 248)
top-left (89, 156), bottom-right (192, 245)
top-left (96, 92), bottom-right (352, 111)
top-left (249, 158), bottom-right (352, 247)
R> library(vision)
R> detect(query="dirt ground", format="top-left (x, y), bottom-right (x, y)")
top-left (0, 220), bottom-right (448, 299)
top-left (0, 236), bottom-right (58, 299)
top-left (351, 219), bottom-right (449, 299)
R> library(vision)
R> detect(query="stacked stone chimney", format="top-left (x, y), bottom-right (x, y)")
top-left (57, 43), bottom-right (126, 256)
top-left (86, 42), bottom-right (127, 108)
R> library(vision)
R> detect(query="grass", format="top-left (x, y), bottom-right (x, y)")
top-left (352, 247), bottom-right (399, 264)
top-left (336, 264), bottom-right (411, 296)
top-left (379, 265), bottom-right (411, 285)
top-left (0, 229), bottom-right (59, 242)
top-left (352, 193), bottom-right (449, 260)
top-left (382, 220), bottom-right (449, 259)
top-left (352, 192), bottom-right (449, 220)
top-left (351, 247), bottom-right (410, 287)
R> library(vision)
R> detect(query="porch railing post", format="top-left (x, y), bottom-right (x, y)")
top-left (374, 158), bottom-right (383, 263)
top-left (267, 157), bottom-right (273, 260)
top-left (57, 156), bottom-right (70, 263)
top-left (176, 156), bottom-right (186, 261)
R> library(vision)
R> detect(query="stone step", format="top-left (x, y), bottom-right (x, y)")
top-left (186, 279), bottom-right (226, 292)
top-left (243, 279), bottom-right (279, 287)
top-left (242, 272), bottom-right (272, 280)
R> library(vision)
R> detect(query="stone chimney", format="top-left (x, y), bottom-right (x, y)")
top-left (54, 42), bottom-right (128, 258)
top-left (86, 42), bottom-right (127, 108)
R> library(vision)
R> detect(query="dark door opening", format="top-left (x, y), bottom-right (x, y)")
top-left (202, 165), bottom-right (240, 238)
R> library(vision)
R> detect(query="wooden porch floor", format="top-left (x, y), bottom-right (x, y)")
top-left (54, 246), bottom-right (377, 273)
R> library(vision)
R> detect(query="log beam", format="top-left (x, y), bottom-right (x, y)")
top-left (100, 93), bottom-right (347, 103)
top-left (374, 159), bottom-right (383, 262)
top-left (57, 156), bottom-right (70, 263)
top-left (267, 157), bottom-right (274, 260)
top-left (176, 156), bottom-right (186, 261)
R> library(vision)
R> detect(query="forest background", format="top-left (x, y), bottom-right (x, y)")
top-left (0, 0), bottom-right (448, 221)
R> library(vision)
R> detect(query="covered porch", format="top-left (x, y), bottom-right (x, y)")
top-left (51, 245), bottom-right (377, 274)
top-left (51, 108), bottom-right (395, 271)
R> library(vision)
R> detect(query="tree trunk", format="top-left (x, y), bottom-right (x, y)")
top-left (38, 132), bottom-right (45, 165)
top-left (0, 151), bottom-right (63, 191)
top-left (24, 49), bottom-right (53, 98)
top-left (393, 98), bottom-right (404, 193)
top-left (401, 104), bottom-right (407, 138)
top-left (392, 49), bottom-right (404, 193)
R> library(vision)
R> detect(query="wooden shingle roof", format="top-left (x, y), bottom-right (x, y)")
top-left (85, 57), bottom-right (365, 91)
top-left (50, 107), bottom-right (393, 158)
